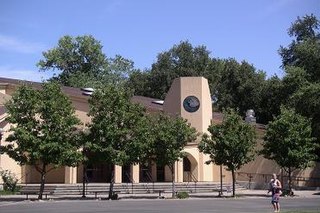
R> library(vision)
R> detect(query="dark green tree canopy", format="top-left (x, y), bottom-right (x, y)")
top-left (279, 14), bottom-right (320, 82)
top-left (199, 108), bottom-right (256, 196)
top-left (86, 85), bottom-right (150, 166)
top-left (199, 108), bottom-right (256, 170)
top-left (147, 113), bottom-right (197, 168)
top-left (38, 35), bottom-right (136, 88)
top-left (260, 107), bottom-right (318, 191)
top-left (1, 82), bottom-right (82, 199)
top-left (261, 107), bottom-right (317, 170)
top-left (2, 82), bottom-right (82, 167)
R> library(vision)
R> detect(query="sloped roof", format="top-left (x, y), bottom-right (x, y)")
top-left (0, 92), bottom-right (11, 105)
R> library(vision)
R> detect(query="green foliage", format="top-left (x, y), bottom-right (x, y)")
top-left (127, 41), bottom-right (265, 122)
top-left (279, 14), bottom-right (320, 82)
top-left (147, 113), bottom-right (197, 168)
top-left (257, 76), bottom-right (286, 123)
top-left (0, 170), bottom-right (18, 192)
top-left (215, 59), bottom-right (265, 116)
top-left (199, 108), bottom-right (256, 197)
top-left (1, 82), bottom-right (82, 199)
top-left (278, 14), bottom-right (320, 158)
top-left (176, 191), bottom-right (189, 199)
top-left (261, 107), bottom-right (318, 191)
top-left (127, 41), bottom-right (212, 99)
top-left (199, 108), bottom-right (257, 170)
top-left (38, 35), bottom-right (136, 87)
top-left (86, 85), bottom-right (150, 166)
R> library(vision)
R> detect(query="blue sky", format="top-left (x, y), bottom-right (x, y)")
top-left (0, 0), bottom-right (319, 82)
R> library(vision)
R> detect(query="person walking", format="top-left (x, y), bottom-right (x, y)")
top-left (268, 173), bottom-right (282, 212)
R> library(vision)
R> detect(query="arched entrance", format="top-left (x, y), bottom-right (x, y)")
top-left (183, 153), bottom-right (198, 182)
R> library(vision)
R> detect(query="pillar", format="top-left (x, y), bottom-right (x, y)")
top-left (64, 166), bottom-right (77, 184)
top-left (114, 165), bottom-right (122, 183)
top-left (175, 160), bottom-right (183, 183)
top-left (132, 164), bottom-right (140, 183)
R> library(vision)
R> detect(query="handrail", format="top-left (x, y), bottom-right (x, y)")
top-left (142, 171), bottom-right (154, 193)
top-left (185, 171), bottom-right (198, 192)
top-left (123, 171), bottom-right (134, 194)
top-left (236, 171), bottom-right (320, 189)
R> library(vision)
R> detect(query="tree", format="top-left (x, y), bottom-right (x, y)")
top-left (38, 35), bottom-right (136, 87)
top-left (148, 113), bottom-right (197, 197)
top-left (256, 76), bottom-right (286, 124)
top-left (279, 14), bottom-right (320, 82)
top-left (260, 107), bottom-right (318, 193)
top-left (1, 82), bottom-right (82, 199)
top-left (215, 59), bottom-right (265, 116)
top-left (278, 15), bottom-right (320, 158)
top-left (129, 41), bottom-right (212, 99)
top-left (199, 108), bottom-right (256, 197)
top-left (86, 85), bottom-right (150, 199)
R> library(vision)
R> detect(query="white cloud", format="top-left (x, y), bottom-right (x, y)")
top-left (0, 34), bottom-right (45, 54)
top-left (0, 66), bottom-right (50, 82)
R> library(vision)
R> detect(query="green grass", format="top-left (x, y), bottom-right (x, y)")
top-left (281, 211), bottom-right (320, 213)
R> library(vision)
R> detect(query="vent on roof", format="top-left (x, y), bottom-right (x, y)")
top-left (81, 87), bottom-right (94, 96)
top-left (152, 100), bottom-right (164, 105)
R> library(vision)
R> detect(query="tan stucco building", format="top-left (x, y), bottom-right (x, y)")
top-left (0, 76), bottom-right (319, 188)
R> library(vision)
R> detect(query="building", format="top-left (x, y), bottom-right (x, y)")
top-left (0, 76), bottom-right (319, 188)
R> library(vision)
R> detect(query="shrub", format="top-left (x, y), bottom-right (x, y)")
top-left (0, 170), bottom-right (18, 192)
top-left (176, 191), bottom-right (189, 199)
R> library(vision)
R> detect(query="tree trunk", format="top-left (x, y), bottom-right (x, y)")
top-left (170, 164), bottom-right (175, 198)
top-left (82, 163), bottom-right (86, 198)
top-left (220, 165), bottom-right (223, 196)
top-left (231, 169), bottom-right (236, 197)
top-left (288, 167), bottom-right (292, 194)
top-left (38, 163), bottom-right (47, 200)
top-left (108, 171), bottom-right (114, 200)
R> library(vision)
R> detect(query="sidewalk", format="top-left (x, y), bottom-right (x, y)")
top-left (0, 189), bottom-right (319, 202)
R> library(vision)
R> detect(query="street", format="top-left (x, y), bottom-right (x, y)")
top-left (0, 198), bottom-right (319, 213)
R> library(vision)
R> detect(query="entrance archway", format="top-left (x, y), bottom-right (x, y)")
top-left (183, 153), bottom-right (198, 182)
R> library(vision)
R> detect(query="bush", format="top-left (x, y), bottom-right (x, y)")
top-left (176, 191), bottom-right (189, 199)
top-left (0, 170), bottom-right (18, 192)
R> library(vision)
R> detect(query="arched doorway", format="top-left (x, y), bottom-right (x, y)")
top-left (183, 153), bottom-right (198, 182)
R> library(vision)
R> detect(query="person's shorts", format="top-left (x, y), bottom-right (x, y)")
top-left (271, 193), bottom-right (280, 203)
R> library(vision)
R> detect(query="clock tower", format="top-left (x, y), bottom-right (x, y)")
top-left (163, 77), bottom-right (212, 134)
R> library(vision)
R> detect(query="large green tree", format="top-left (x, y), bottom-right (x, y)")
top-left (260, 107), bottom-right (318, 193)
top-left (278, 14), bottom-right (320, 157)
top-left (279, 14), bottom-right (320, 82)
top-left (1, 82), bottom-right (82, 199)
top-left (127, 41), bottom-right (265, 120)
top-left (199, 108), bottom-right (256, 197)
top-left (38, 35), bottom-right (136, 87)
top-left (148, 113), bottom-right (197, 197)
top-left (127, 41), bottom-right (212, 99)
top-left (86, 85), bottom-right (150, 198)
top-left (215, 59), bottom-right (265, 116)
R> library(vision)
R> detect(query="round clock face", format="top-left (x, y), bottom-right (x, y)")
top-left (183, 96), bottom-right (200, 113)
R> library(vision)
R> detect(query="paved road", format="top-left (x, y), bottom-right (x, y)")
top-left (0, 198), bottom-right (319, 213)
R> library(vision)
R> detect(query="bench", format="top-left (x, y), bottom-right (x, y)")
top-left (91, 190), bottom-right (121, 199)
top-left (154, 190), bottom-right (165, 198)
top-left (20, 189), bottom-right (54, 200)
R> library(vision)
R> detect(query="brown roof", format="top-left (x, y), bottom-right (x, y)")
top-left (0, 77), bottom-right (87, 100)
top-left (131, 96), bottom-right (163, 112)
top-left (0, 92), bottom-right (11, 105)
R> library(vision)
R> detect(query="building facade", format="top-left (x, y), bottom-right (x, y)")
top-left (0, 77), bottom-right (319, 188)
